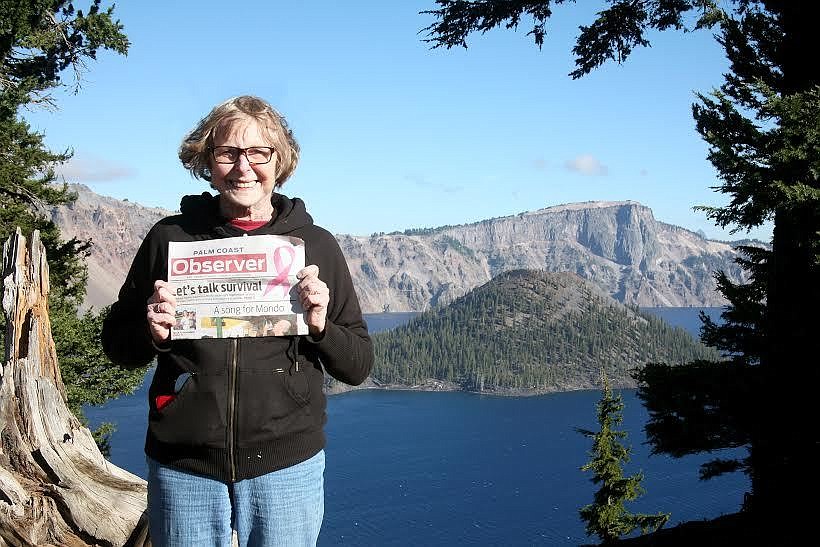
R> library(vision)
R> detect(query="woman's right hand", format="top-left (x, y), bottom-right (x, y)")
top-left (147, 280), bottom-right (177, 344)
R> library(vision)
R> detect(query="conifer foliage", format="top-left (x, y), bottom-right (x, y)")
top-left (423, 2), bottom-right (819, 537)
top-left (0, 1), bottom-right (145, 450)
top-left (372, 270), bottom-right (718, 392)
top-left (578, 371), bottom-right (669, 543)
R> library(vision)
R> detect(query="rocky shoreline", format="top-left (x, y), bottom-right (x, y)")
top-left (324, 377), bottom-right (619, 398)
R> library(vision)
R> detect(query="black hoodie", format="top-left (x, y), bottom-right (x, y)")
top-left (102, 193), bottom-right (373, 482)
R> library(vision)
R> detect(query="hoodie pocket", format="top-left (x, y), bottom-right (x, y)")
top-left (149, 371), bottom-right (228, 448)
top-left (237, 367), bottom-right (314, 445)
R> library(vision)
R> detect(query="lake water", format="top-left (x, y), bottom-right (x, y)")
top-left (87, 307), bottom-right (746, 545)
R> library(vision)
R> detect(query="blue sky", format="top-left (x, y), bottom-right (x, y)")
top-left (25, 0), bottom-right (772, 241)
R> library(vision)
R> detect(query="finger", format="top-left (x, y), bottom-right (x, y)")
top-left (304, 291), bottom-right (329, 303)
top-left (157, 286), bottom-right (178, 307)
top-left (298, 275), bottom-right (327, 290)
top-left (151, 280), bottom-right (169, 300)
top-left (296, 265), bottom-right (319, 280)
top-left (154, 279), bottom-right (172, 292)
top-left (154, 280), bottom-right (177, 306)
top-left (149, 330), bottom-right (170, 344)
top-left (299, 281), bottom-right (328, 296)
top-left (149, 322), bottom-right (172, 344)
top-left (299, 282), bottom-right (328, 298)
top-left (149, 280), bottom-right (177, 307)
top-left (304, 302), bottom-right (326, 319)
top-left (147, 299), bottom-right (177, 323)
top-left (304, 305), bottom-right (327, 335)
top-left (301, 292), bottom-right (329, 310)
top-left (150, 302), bottom-right (168, 315)
top-left (149, 315), bottom-right (174, 329)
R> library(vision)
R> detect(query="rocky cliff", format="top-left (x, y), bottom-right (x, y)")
top-left (49, 185), bottom-right (174, 309)
top-left (52, 185), bottom-right (751, 312)
top-left (340, 201), bottom-right (750, 311)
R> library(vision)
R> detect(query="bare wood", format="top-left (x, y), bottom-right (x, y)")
top-left (0, 229), bottom-right (150, 546)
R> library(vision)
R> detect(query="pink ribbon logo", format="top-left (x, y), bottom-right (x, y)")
top-left (263, 245), bottom-right (296, 298)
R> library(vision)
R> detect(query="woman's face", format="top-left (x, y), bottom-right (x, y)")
top-left (209, 118), bottom-right (278, 218)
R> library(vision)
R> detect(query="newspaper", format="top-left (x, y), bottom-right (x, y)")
top-left (167, 235), bottom-right (308, 339)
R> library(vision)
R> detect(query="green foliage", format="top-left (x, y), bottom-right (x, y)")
top-left (402, 226), bottom-right (443, 236)
top-left (578, 371), bottom-right (670, 543)
top-left (1, 0), bottom-right (129, 308)
top-left (1, 0), bottom-right (129, 100)
top-left (635, 360), bottom-right (756, 471)
top-left (438, 235), bottom-right (476, 259)
top-left (372, 270), bottom-right (718, 391)
top-left (693, 84), bottom-right (820, 231)
top-left (423, 3), bottom-right (820, 531)
top-left (698, 245), bottom-right (768, 367)
top-left (0, 2), bottom-right (143, 453)
top-left (422, 1), bottom-right (722, 78)
top-left (51, 305), bottom-right (147, 416)
top-left (650, 3), bottom-right (820, 517)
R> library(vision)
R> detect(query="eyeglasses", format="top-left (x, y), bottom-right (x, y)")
top-left (210, 146), bottom-right (275, 165)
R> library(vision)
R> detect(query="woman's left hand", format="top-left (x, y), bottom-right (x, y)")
top-left (297, 265), bottom-right (329, 337)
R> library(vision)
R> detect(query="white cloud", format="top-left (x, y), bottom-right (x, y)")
top-left (404, 174), bottom-right (463, 193)
top-left (532, 157), bottom-right (547, 171)
top-left (55, 156), bottom-right (136, 182)
top-left (564, 154), bottom-right (608, 176)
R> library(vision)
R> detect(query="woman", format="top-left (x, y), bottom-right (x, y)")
top-left (102, 96), bottom-right (373, 546)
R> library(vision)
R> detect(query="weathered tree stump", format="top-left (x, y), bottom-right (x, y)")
top-left (0, 229), bottom-right (149, 546)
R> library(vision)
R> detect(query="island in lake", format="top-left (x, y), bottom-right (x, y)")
top-left (346, 269), bottom-right (719, 396)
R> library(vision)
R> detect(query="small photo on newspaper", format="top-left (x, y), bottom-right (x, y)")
top-left (167, 235), bottom-right (308, 339)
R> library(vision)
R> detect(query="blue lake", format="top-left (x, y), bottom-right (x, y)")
top-left (87, 307), bottom-right (746, 545)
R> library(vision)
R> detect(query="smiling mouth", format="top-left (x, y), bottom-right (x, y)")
top-left (228, 180), bottom-right (258, 189)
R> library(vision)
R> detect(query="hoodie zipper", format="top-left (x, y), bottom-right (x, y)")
top-left (228, 338), bottom-right (239, 482)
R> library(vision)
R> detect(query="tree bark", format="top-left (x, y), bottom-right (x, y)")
top-left (0, 229), bottom-right (149, 546)
top-left (755, 3), bottom-right (820, 539)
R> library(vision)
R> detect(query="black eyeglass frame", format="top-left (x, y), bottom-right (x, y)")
top-left (209, 146), bottom-right (276, 165)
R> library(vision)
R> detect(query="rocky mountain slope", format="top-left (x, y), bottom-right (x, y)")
top-left (51, 185), bottom-right (752, 312)
top-left (49, 185), bottom-right (174, 309)
top-left (339, 201), bottom-right (751, 311)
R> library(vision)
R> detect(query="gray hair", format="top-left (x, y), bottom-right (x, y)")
top-left (179, 96), bottom-right (300, 187)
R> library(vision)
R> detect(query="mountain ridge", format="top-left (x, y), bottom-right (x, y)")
top-left (51, 184), bottom-right (756, 312)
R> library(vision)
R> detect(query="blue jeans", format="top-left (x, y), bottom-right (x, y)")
top-left (147, 450), bottom-right (325, 547)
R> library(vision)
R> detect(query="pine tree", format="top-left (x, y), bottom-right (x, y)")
top-left (423, 2), bottom-right (820, 536)
top-left (0, 1), bottom-right (145, 451)
top-left (578, 371), bottom-right (669, 543)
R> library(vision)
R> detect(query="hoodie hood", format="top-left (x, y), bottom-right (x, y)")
top-left (179, 192), bottom-right (314, 236)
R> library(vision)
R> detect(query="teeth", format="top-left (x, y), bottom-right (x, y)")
top-left (231, 181), bottom-right (257, 189)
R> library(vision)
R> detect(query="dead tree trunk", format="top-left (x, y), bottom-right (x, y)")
top-left (0, 229), bottom-right (149, 546)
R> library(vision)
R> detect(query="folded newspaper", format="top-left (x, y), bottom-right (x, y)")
top-left (168, 235), bottom-right (308, 339)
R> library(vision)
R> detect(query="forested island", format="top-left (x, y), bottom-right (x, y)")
top-left (369, 270), bottom-right (719, 394)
